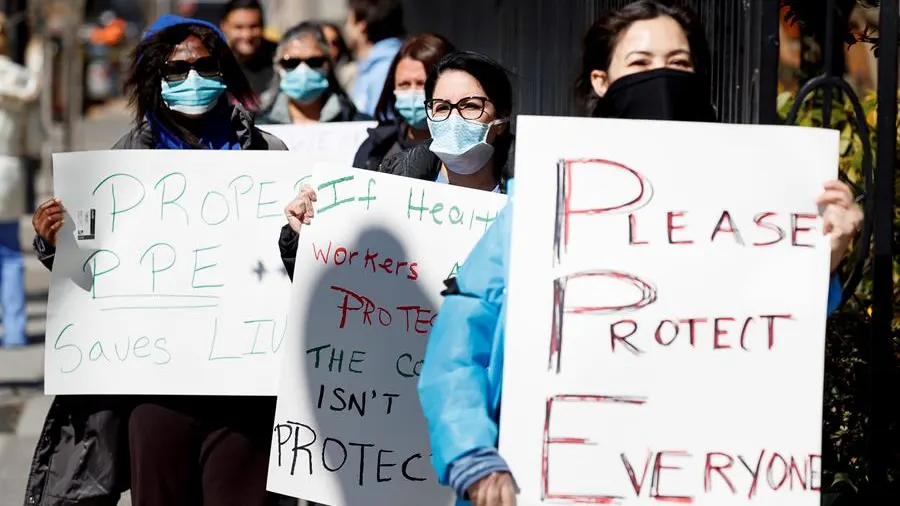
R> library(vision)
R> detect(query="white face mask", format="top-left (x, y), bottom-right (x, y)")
top-left (427, 115), bottom-right (508, 175)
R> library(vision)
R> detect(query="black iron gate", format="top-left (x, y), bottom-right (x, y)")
top-left (402, 0), bottom-right (778, 123)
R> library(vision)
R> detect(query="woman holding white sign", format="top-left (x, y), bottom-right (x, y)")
top-left (258, 22), bottom-right (369, 125)
top-left (280, 51), bottom-right (516, 278)
top-left (28, 15), bottom-right (289, 506)
top-left (416, 2), bottom-right (864, 506)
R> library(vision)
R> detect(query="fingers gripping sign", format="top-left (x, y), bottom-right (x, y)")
top-left (33, 197), bottom-right (66, 247)
top-left (469, 472), bottom-right (518, 506)
top-left (285, 185), bottom-right (318, 233)
top-left (815, 180), bottom-right (864, 272)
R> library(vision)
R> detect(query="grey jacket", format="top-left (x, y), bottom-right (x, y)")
top-left (25, 105), bottom-right (286, 506)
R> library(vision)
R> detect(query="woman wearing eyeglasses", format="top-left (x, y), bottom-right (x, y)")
top-left (277, 51), bottom-right (515, 280)
top-left (26, 15), bottom-right (287, 506)
top-left (378, 50), bottom-right (515, 191)
top-left (258, 22), bottom-right (368, 125)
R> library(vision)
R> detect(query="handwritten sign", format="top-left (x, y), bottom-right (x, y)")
top-left (267, 166), bottom-right (506, 506)
top-left (46, 150), bottom-right (328, 395)
top-left (499, 117), bottom-right (837, 505)
top-left (261, 122), bottom-right (376, 166)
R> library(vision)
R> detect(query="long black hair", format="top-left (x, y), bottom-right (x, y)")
top-left (426, 51), bottom-right (515, 181)
top-left (576, 0), bottom-right (711, 116)
top-left (125, 23), bottom-right (255, 145)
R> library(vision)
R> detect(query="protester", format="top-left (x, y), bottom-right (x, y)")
top-left (0, 13), bottom-right (40, 349)
top-left (278, 50), bottom-right (515, 279)
top-left (344, 0), bottom-right (405, 116)
top-left (26, 15), bottom-right (286, 506)
top-left (379, 51), bottom-right (514, 191)
top-left (415, 2), bottom-right (865, 506)
top-left (220, 0), bottom-right (277, 99)
top-left (258, 22), bottom-right (367, 125)
top-left (353, 33), bottom-right (455, 171)
top-left (321, 21), bottom-right (357, 93)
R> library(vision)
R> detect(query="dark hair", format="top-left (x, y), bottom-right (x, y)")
top-left (275, 22), bottom-right (354, 104)
top-left (319, 21), bottom-right (352, 63)
top-left (124, 23), bottom-right (255, 146)
top-left (426, 51), bottom-right (514, 180)
top-left (221, 0), bottom-right (265, 22)
top-left (576, 0), bottom-right (711, 115)
top-left (373, 33), bottom-right (455, 124)
top-left (349, 0), bottom-right (406, 43)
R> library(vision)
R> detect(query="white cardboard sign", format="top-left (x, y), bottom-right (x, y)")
top-left (261, 122), bottom-right (376, 166)
top-left (499, 116), bottom-right (837, 505)
top-left (267, 165), bottom-right (507, 506)
top-left (46, 150), bottom-right (325, 395)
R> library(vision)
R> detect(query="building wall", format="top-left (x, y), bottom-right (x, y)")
top-left (402, 0), bottom-right (776, 124)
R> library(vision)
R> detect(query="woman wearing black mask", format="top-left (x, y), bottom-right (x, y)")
top-left (577, 0), bottom-right (715, 122)
top-left (415, 2), bottom-right (863, 506)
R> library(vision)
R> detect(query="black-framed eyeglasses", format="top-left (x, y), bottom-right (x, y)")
top-left (425, 96), bottom-right (492, 122)
top-left (161, 56), bottom-right (221, 82)
top-left (279, 56), bottom-right (329, 71)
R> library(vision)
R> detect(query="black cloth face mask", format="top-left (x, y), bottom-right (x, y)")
top-left (595, 68), bottom-right (717, 122)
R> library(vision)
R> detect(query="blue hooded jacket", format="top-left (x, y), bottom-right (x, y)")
top-left (417, 179), bottom-right (844, 505)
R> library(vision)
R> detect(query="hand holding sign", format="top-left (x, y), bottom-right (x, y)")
top-left (285, 185), bottom-right (317, 233)
top-left (816, 180), bottom-right (863, 272)
top-left (469, 472), bottom-right (517, 506)
top-left (33, 197), bottom-right (65, 247)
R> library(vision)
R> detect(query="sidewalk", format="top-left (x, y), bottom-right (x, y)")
top-left (0, 101), bottom-right (132, 506)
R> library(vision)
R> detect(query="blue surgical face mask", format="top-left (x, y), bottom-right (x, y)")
top-left (280, 63), bottom-right (330, 103)
top-left (394, 89), bottom-right (427, 129)
top-left (428, 114), bottom-right (508, 175)
top-left (160, 70), bottom-right (227, 116)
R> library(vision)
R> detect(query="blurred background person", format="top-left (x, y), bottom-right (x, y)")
top-left (353, 33), bottom-right (455, 171)
top-left (344, 0), bottom-right (405, 117)
top-left (220, 0), bottom-right (278, 102)
top-left (0, 12), bottom-right (40, 349)
top-left (321, 21), bottom-right (357, 94)
top-left (258, 21), bottom-right (367, 124)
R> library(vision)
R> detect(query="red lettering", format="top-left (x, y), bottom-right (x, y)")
top-left (704, 453), bottom-right (736, 494)
top-left (666, 212), bottom-right (693, 244)
top-left (679, 318), bottom-right (708, 347)
top-left (628, 214), bottom-right (648, 245)
top-left (753, 212), bottom-right (785, 246)
top-left (379, 258), bottom-right (394, 274)
top-left (330, 286), bottom-right (372, 329)
top-left (610, 320), bottom-right (641, 355)
top-left (564, 271), bottom-right (658, 314)
top-left (790, 213), bottom-right (817, 247)
top-left (334, 247), bottom-right (348, 265)
top-left (655, 320), bottom-right (679, 346)
top-left (710, 211), bottom-right (745, 245)
top-left (621, 451), bottom-right (653, 496)
top-left (809, 454), bottom-right (822, 491)
top-left (395, 260), bottom-right (408, 275)
top-left (312, 241), bottom-right (332, 264)
top-left (650, 451), bottom-right (693, 502)
top-left (560, 159), bottom-right (651, 251)
top-left (407, 262), bottom-right (419, 281)
top-left (738, 317), bottom-right (754, 351)
top-left (761, 314), bottom-right (792, 349)
top-left (364, 250), bottom-right (379, 272)
top-left (789, 456), bottom-right (808, 490)
top-left (396, 306), bottom-right (435, 335)
top-left (766, 453), bottom-right (789, 491)
top-left (542, 395), bottom-right (646, 503)
top-left (739, 450), bottom-right (765, 499)
top-left (713, 317), bottom-right (735, 350)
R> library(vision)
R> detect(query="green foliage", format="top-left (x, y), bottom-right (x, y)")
top-left (777, 88), bottom-right (900, 485)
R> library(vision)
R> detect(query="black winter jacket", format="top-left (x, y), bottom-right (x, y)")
top-left (25, 105), bottom-right (286, 506)
top-left (352, 121), bottom-right (425, 172)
